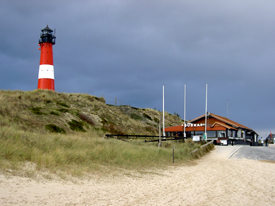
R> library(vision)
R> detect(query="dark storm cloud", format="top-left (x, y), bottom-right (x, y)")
top-left (1, 0), bottom-right (275, 137)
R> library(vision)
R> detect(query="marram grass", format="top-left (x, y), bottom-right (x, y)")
top-left (0, 90), bottom-right (213, 177)
top-left (0, 126), bottom-right (208, 177)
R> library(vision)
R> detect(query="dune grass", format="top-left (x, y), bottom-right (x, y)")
top-left (0, 89), bottom-right (184, 136)
top-left (0, 90), bottom-right (214, 178)
top-left (0, 125), bottom-right (208, 177)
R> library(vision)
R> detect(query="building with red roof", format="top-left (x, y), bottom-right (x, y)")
top-left (165, 113), bottom-right (258, 145)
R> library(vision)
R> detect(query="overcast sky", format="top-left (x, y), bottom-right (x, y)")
top-left (1, 0), bottom-right (275, 137)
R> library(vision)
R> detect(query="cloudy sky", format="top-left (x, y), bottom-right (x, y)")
top-left (1, 0), bottom-right (275, 137)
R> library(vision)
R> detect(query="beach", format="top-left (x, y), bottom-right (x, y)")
top-left (1, 145), bottom-right (275, 205)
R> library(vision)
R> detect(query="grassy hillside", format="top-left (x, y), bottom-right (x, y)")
top-left (0, 89), bottom-right (183, 135)
top-left (0, 90), bottom-right (213, 178)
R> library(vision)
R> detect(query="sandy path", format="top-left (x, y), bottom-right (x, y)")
top-left (1, 146), bottom-right (275, 205)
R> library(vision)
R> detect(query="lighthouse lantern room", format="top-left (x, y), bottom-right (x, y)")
top-left (38, 25), bottom-right (56, 90)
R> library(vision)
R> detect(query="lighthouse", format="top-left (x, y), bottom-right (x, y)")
top-left (38, 25), bottom-right (56, 90)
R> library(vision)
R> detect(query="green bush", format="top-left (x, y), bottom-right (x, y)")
top-left (44, 100), bottom-right (52, 104)
top-left (130, 113), bottom-right (142, 120)
top-left (56, 108), bottom-right (69, 113)
top-left (143, 113), bottom-right (152, 120)
top-left (45, 124), bottom-right (66, 133)
top-left (68, 120), bottom-right (86, 132)
top-left (29, 107), bottom-right (47, 115)
top-left (56, 101), bottom-right (70, 108)
top-left (50, 111), bottom-right (60, 116)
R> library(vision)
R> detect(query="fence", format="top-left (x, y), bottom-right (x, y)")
top-left (190, 140), bottom-right (214, 157)
top-left (105, 134), bottom-right (184, 142)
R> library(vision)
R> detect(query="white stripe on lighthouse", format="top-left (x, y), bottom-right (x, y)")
top-left (38, 64), bottom-right (55, 79)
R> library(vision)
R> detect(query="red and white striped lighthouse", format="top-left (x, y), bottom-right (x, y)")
top-left (38, 25), bottom-right (56, 90)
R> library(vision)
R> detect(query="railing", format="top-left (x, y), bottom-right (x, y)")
top-left (105, 134), bottom-right (184, 142)
top-left (190, 140), bottom-right (214, 155)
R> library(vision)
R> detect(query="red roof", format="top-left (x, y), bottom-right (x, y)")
top-left (165, 113), bottom-right (254, 132)
top-left (188, 113), bottom-right (252, 130)
top-left (165, 125), bottom-right (183, 132)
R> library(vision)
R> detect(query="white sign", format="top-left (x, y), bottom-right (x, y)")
top-left (220, 140), bottom-right (228, 145)
top-left (193, 136), bottom-right (200, 141)
top-left (185, 123), bottom-right (205, 127)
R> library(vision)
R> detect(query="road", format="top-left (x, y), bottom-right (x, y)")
top-left (218, 144), bottom-right (275, 161)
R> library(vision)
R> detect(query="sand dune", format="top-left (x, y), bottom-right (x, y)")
top-left (1, 146), bottom-right (275, 205)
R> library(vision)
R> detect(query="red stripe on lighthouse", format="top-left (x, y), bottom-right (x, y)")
top-left (38, 78), bottom-right (55, 90)
top-left (39, 43), bottom-right (54, 65)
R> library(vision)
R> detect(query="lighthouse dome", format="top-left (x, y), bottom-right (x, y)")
top-left (39, 25), bottom-right (56, 45)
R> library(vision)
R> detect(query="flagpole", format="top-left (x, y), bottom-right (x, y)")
top-left (205, 84), bottom-right (208, 141)
top-left (163, 85), bottom-right (165, 137)
top-left (184, 84), bottom-right (186, 140)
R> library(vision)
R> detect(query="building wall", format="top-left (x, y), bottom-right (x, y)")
top-left (190, 130), bottom-right (227, 138)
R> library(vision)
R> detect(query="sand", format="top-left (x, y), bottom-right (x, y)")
top-left (1, 146), bottom-right (275, 206)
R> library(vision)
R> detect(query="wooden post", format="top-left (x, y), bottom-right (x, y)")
top-left (158, 115), bottom-right (162, 147)
top-left (173, 146), bottom-right (175, 163)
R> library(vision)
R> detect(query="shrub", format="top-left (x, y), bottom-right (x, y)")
top-left (103, 123), bottom-right (124, 135)
top-left (50, 111), bottom-right (60, 116)
top-left (68, 120), bottom-right (86, 132)
top-left (45, 124), bottom-right (66, 133)
top-left (130, 113), bottom-right (142, 120)
top-left (29, 107), bottom-right (47, 115)
top-left (145, 126), bottom-right (157, 133)
top-left (56, 108), bottom-right (69, 113)
top-left (154, 117), bottom-right (160, 123)
top-left (56, 101), bottom-right (70, 108)
top-left (143, 113), bottom-right (152, 120)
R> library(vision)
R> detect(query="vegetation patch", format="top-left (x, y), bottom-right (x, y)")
top-left (56, 101), bottom-right (70, 108)
top-left (99, 114), bottom-right (114, 124)
top-left (68, 120), bottom-right (86, 132)
top-left (56, 108), bottom-right (69, 113)
top-left (79, 113), bottom-right (95, 126)
top-left (29, 107), bottom-right (47, 115)
top-left (145, 126), bottom-right (157, 133)
top-left (190, 140), bottom-right (214, 158)
top-left (0, 109), bottom-right (4, 116)
top-left (143, 113), bottom-right (152, 120)
top-left (69, 109), bottom-right (79, 116)
top-left (95, 96), bottom-right (106, 103)
top-left (93, 105), bottom-right (100, 111)
top-left (154, 117), bottom-right (159, 123)
top-left (0, 90), bottom-right (208, 178)
top-left (45, 124), bottom-right (66, 133)
top-left (130, 113), bottom-right (142, 120)
top-left (44, 100), bottom-right (52, 104)
top-left (50, 111), bottom-right (60, 116)
top-left (103, 123), bottom-right (124, 135)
